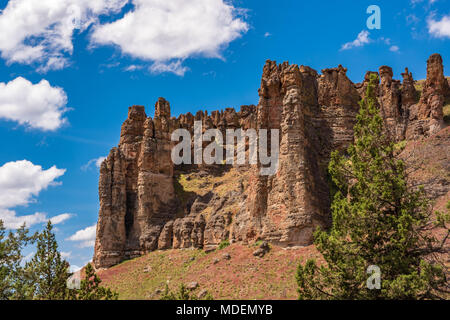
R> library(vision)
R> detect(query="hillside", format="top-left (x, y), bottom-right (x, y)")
top-left (97, 243), bottom-right (321, 300)
top-left (94, 55), bottom-right (450, 270)
top-left (97, 126), bottom-right (449, 300)
top-left (92, 54), bottom-right (449, 301)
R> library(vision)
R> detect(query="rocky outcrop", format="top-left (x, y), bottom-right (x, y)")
top-left (94, 100), bottom-right (180, 268)
top-left (378, 66), bottom-right (405, 139)
top-left (94, 54), bottom-right (448, 269)
top-left (401, 68), bottom-right (417, 108)
top-left (407, 54), bottom-right (450, 139)
top-left (418, 54), bottom-right (449, 120)
top-left (233, 63), bottom-right (332, 246)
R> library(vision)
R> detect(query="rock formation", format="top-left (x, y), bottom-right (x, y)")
top-left (406, 54), bottom-right (449, 139)
top-left (94, 54), bottom-right (449, 269)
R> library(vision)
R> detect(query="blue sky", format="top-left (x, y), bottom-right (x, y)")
top-left (0, 0), bottom-right (448, 270)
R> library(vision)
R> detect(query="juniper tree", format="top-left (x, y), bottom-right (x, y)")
top-left (70, 263), bottom-right (118, 300)
top-left (1, 220), bottom-right (118, 300)
top-left (296, 74), bottom-right (449, 300)
top-left (160, 283), bottom-right (213, 300)
top-left (0, 221), bottom-right (35, 300)
top-left (26, 221), bottom-right (71, 300)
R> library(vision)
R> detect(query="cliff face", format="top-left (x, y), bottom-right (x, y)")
top-left (94, 54), bottom-right (449, 269)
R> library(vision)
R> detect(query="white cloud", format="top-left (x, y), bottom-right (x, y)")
top-left (264, 32), bottom-right (272, 38)
top-left (124, 65), bottom-right (144, 72)
top-left (411, 0), bottom-right (438, 5)
top-left (428, 15), bottom-right (450, 38)
top-left (0, 0), bottom-right (128, 71)
top-left (50, 213), bottom-right (73, 224)
top-left (340, 30), bottom-right (371, 50)
top-left (67, 224), bottom-right (97, 248)
top-left (91, 0), bottom-right (248, 75)
top-left (0, 210), bottom-right (72, 229)
top-left (95, 157), bottom-right (106, 168)
top-left (390, 45), bottom-right (400, 52)
top-left (81, 156), bottom-right (106, 171)
top-left (0, 77), bottom-right (69, 131)
top-left (0, 209), bottom-right (46, 229)
top-left (0, 160), bottom-right (66, 208)
top-left (149, 61), bottom-right (189, 77)
top-left (0, 0), bottom-right (248, 74)
top-left (0, 160), bottom-right (69, 229)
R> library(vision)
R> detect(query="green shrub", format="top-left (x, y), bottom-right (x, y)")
top-left (217, 240), bottom-right (230, 250)
top-left (160, 283), bottom-right (213, 300)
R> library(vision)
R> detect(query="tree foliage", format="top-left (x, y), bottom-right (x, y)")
top-left (0, 220), bottom-right (118, 300)
top-left (160, 283), bottom-right (213, 300)
top-left (70, 263), bottom-right (118, 300)
top-left (25, 221), bottom-right (71, 299)
top-left (0, 221), bottom-right (36, 299)
top-left (296, 74), bottom-right (449, 300)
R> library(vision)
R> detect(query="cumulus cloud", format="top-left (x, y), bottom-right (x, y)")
top-left (0, 160), bottom-right (70, 229)
top-left (0, 209), bottom-right (72, 230)
top-left (0, 160), bottom-right (66, 208)
top-left (0, 0), bottom-right (248, 74)
top-left (0, 0), bottom-right (128, 71)
top-left (340, 30), bottom-right (371, 50)
top-left (428, 15), bottom-right (450, 38)
top-left (0, 77), bottom-right (69, 131)
top-left (50, 213), bottom-right (73, 224)
top-left (0, 209), bottom-right (46, 229)
top-left (91, 0), bottom-right (248, 75)
top-left (67, 224), bottom-right (97, 248)
top-left (81, 156), bottom-right (106, 171)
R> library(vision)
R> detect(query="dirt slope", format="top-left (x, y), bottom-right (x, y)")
top-left (97, 244), bottom-right (321, 300)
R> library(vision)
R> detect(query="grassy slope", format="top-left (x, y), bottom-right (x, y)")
top-left (174, 166), bottom-right (247, 220)
top-left (97, 244), bottom-right (321, 300)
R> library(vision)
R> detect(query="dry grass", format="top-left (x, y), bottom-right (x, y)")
top-left (97, 244), bottom-right (322, 300)
top-left (174, 167), bottom-right (248, 220)
top-left (414, 79), bottom-right (425, 96)
top-left (177, 167), bottom-right (247, 197)
top-left (444, 104), bottom-right (450, 124)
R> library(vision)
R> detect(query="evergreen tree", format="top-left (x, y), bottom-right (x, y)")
top-left (296, 74), bottom-right (449, 300)
top-left (70, 263), bottom-right (118, 300)
top-left (0, 221), bottom-right (35, 300)
top-left (161, 283), bottom-right (193, 300)
top-left (160, 283), bottom-right (213, 300)
top-left (26, 221), bottom-right (70, 300)
top-left (1, 219), bottom-right (119, 300)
